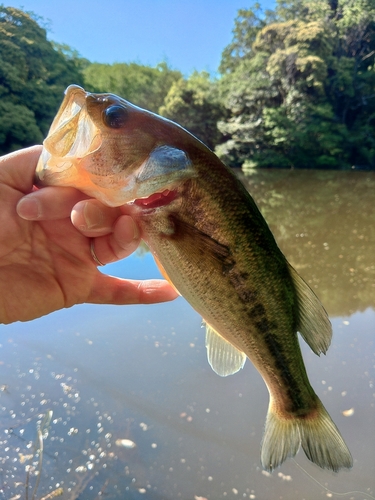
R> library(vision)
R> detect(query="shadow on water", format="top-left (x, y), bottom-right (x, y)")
top-left (0, 170), bottom-right (374, 499)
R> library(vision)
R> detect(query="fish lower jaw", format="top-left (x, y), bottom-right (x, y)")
top-left (133, 189), bottom-right (178, 209)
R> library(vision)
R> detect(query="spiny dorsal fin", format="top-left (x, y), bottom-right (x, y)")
top-left (204, 322), bottom-right (246, 377)
top-left (288, 263), bottom-right (332, 355)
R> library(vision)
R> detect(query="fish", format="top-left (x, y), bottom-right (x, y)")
top-left (35, 85), bottom-right (352, 472)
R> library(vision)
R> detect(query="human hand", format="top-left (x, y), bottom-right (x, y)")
top-left (0, 146), bottom-right (178, 324)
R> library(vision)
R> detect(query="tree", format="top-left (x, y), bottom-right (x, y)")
top-left (218, 0), bottom-right (375, 169)
top-left (159, 71), bottom-right (225, 149)
top-left (0, 7), bottom-right (85, 153)
top-left (220, 5), bottom-right (276, 74)
top-left (83, 61), bottom-right (182, 113)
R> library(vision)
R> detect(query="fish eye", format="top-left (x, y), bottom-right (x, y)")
top-left (103, 105), bottom-right (128, 129)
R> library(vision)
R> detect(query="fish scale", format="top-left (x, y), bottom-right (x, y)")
top-left (138, 174), bottom-right (333, 433)
top-left (35, 84), bottom-right (353, 472)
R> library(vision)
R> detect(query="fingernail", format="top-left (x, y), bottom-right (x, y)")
top-left (16, 197), bottom-right (41, 220)
top-left (83, 202), bottom-right (104, 230)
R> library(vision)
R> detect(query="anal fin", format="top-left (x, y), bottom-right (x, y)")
top-left (205, 322), bottom-right (246, 377)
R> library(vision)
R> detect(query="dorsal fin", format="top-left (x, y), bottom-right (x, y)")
top-left (288, 263), bottom-right (332, 355)
top-left (205, 322), bottom-right (246, 377)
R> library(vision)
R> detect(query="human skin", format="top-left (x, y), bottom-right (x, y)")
top-left (0, 146), bottom-right (177, 324)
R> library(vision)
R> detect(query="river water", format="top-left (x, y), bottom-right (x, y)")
top-left (0, 170), bottom-right (374, 499)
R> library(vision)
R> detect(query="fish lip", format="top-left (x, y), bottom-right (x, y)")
top-left (35, 85), bottom-right (102, 185)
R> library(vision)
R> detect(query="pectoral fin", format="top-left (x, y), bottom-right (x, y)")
top-left (168, 214), bottom-right (235, 270)
top-left (205, 322), bottom-right (246, 377)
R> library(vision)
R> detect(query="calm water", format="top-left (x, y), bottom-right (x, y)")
top-left (0, 170), bottom-right (374, 499)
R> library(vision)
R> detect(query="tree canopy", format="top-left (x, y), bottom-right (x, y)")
top-left (159, 71), bottom-right (225, 150)
top-left (83, 61), bottom-right (182, 113)
top-left (217, 0), bottom-right (375, 169)
top-left (0, 7), bottom-right (84, 154)
top-left (2, 2), bottom-right (375, 169)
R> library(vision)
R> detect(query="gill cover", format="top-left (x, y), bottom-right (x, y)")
top-left (134, 145), bottom-right (193, 200)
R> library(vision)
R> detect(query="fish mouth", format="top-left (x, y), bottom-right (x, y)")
top-left (35, 85), bottom-right (103, 186)
top-left (36, 85), bottom-right (195, 207)
top-left (133, 188), bottom-right (178, 209)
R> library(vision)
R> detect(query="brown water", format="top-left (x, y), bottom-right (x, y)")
top-left (0, 170), bottom-right (374, 499)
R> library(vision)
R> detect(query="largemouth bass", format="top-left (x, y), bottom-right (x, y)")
top-left (35, 85), bottom-right (352, 472)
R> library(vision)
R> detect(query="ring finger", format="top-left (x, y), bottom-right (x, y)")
top-left (89, 214), bottom-right (141, 266)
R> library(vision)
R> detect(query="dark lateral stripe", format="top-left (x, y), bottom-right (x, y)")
top-left (259, 323), bottom-right (308, 413)
top-left (227, 255), bottom-right (309, 413)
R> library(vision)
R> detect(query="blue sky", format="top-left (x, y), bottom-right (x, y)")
top-left (14, 0), bottom-right (275, 75)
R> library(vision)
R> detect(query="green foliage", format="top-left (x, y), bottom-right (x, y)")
top-left (0, 7), bottom-right (85, 154)
top-left (159, 71), bottom-right (225, 149)
top-left (218, 0), bottom-right (375, 169)
top-left (220, 5), bottom-right (276, 73)
top-left (84, 63), bottom-right (226, 149)
top-left (83, 61), bottom-right (182, 113)
top-left (0, 101), bottom-right (43, 150)
top-left (3, 2), bottom-right (375, 169)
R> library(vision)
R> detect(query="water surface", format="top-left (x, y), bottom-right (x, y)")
top-left (0, 170), bottom-right (374, 499)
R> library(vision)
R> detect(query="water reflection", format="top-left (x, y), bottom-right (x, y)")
top-left (0, 171), bottom-right (374, 499)
top-left (239, 170), bottom-right (375, 317)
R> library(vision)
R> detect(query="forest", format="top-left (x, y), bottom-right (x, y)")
top-left (0, 0), bottom-right (374, 169)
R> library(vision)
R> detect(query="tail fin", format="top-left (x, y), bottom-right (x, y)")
top-left (300, 400), bottom-right (353, 472)
top-left (260, 407), bottom-right (300, 471)
top-left (261, 399), bottom-right (352, 472)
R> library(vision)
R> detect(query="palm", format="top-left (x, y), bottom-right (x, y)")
top-left (0, 179), bottom-right (97, 323)
top-left (0, 146), bottom-right (177, 324)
